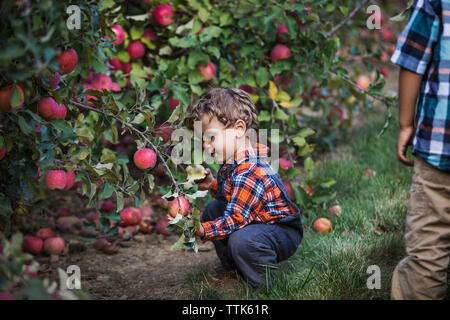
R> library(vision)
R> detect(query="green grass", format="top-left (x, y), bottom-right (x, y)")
top-left (183, 110), bottom-right (415, 300)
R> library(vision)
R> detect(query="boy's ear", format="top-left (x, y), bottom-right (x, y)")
top-left (233, 119), bottom-right (247, 138)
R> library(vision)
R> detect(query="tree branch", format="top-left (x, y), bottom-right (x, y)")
top-left (68, 100), bottom-right (181, 195)
top-left (326, 0), bottom-right (370, 38)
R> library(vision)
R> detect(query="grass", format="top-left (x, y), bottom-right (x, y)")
top-left (182, 109), bottom-right (416, 300)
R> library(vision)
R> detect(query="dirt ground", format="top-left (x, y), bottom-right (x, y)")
top-left (34, 62), bottom-right (400, 300)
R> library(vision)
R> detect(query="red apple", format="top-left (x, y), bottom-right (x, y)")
top-left (168, 95), bottom-right (179, 110)
top-left (93, 238), bottom-right (109, 251)
top-left (22, 236), bottom-right (43, 255)
top-left (119, 207), bottom-right (142, 227)
top-left (363, 169), bottom-right (376, 178)
top-left (356, 75), bottom-right (370, 91)
top-left (155, 217), bottom-right (171, 235)
top-left (133, 148), bottom-right (157, 170)
top-left (49, 72), bottom-right (61, 89)
top-left (279, 158), bottom-right (292, 170)
top-left (168, 196), bottom-right (190, 218)
top-left (109, 57), bottom-right (122, 71)
top-left (121, 62), bottom-right (132, 74)
top-left (277, 24), bottom-right (289, 42)
top-left (283, 180), bottom-right (295, 200)
top-left (270, 44), bottom-right (291, 63)
top-left (143, 28), bottom-right (157, 40)
top-left (92, 73), bottom-right (112, 91)
top-left (0, 147), bottom-right (5, 160)
top-left (100, 200), bottom-right (116, 212)
top-left (43, 237), bottom-right (65, 255)
top-left (155, 122), bottom-right (173, 143)
top-left (110, 82), bottom-right (121, 91)
top-left (239, 84), bottom-right (257, 94)
top-left (152, 4), bottom-right (175, 26)
top-left (49, 103), bottom-right (67, 120)
top-left (0, 84), bottom-right (24, 112)
top-left (380, 28), bottom-right (392, 42)
top-left (140, 207), bottom-right (153, 219)
top-left (139, 217), bottom-right (154, 233)
top-left (154, 163), bottom-right (166, 178)
top-left (57, 207), bottom-right (71, 217)
top-left (110, 24), bottom-right (125, 45)
top-left (63, 171), bottom-right (75, 190)
top-left (36, 228), bottom-right (55, 240)
top-left (198, 61), bottom-right (216, 81)
top-left (38, 97), bottom-right (58, 119)
top-left (46, 170), bottom-right (67, 190)
top-left (56, 48), bottom-right (78, 74)
top-left (312, 218), bottom-right (332, 234)
top-left (328, 205), bottom-right (342, 217)
top-left (127, 40), bottom-right (145, 60)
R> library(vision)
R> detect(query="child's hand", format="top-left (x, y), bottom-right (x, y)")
top-left (397, 126), bottom-right (415, 166)
top-left (196, 168), bottom-right (215, 191)
top-left (195, 224), bottom-right (205, 238)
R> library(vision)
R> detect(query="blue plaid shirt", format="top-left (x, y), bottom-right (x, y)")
top-left (391, 0), bottom-right (450, 172)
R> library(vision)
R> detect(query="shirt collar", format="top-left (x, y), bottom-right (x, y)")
top-left (231, 143), bottom-right (269, 164)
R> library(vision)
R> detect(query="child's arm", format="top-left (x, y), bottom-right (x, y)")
top-left (390, 0), bottom-right (441, 165)
top-left (397, 67), bottom-right (422, 166)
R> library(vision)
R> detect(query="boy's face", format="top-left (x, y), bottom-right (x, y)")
top-left (199, 115), bottom-right (239, 163)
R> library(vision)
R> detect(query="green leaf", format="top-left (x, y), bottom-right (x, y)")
top-left (187, 51), bottom-right (210, 69)
top-left (169, 37), bottom-right (197, 48)
top-left (0, 42), bottom-right (25, 60)
top-left (220, 12), bottom-right (233, 26)
top-left (130, 25), bottom-right (144, 40)
top-left (198, 8), bottom-right (210, 22)
top-left (298, 128), bottom-right (315, 138)
top-left (258, 110), bottom-right (271, 122)
top-left (304, 157), bottom-right (314, 179)
top-left (100, 148), bottom-right (116, 163)
top-left (255, 67), bottom-right (270, 87)
top-left (117, 51), bottom-right (130, 63)
top-left (311, 191), bottom-right (337, 204)
top-left (10, 86), bottom-right (22, 108)
top-left (18, 116), bottom-right (32, 134)
top-left (339, 6), bottom-right (349, 16)
top-left (116, 191), bottom-right (124, 211)
top-left (170, 233), bottom-right (186, 251)
top-left (199, 26), bottom-right (222, 43)
top-left (293, 136), bottom-right (306, 147)
top-left (98, 182), bottom-right (114, 200)
top-left (293, 184), bottom-right (308, 207)
top-left (274, 109), bottom-right (289, 121)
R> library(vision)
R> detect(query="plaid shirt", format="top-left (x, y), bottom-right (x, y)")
top-left (391, 0), bottom-right (450, 171)
top-left (200, 143), bottom-right (299, 241)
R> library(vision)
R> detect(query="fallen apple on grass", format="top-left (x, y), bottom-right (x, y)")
top-left (312, 218), bottom-right (332, 234)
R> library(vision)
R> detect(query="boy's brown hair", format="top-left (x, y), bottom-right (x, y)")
top-left (184, 87), bottom-right (259, 131)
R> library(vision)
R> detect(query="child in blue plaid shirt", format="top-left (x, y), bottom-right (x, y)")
top-left (390, 0), bottom-right (450, 300)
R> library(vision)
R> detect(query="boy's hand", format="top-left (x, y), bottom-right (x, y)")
top-left (195, 224), bottom-right (205, 238)
top-left (397, 126), bottom-right (415, 166)
top-left (196, 168), bottom-right (214, 191)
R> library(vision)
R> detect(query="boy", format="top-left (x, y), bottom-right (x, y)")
top-left (184, 87), bottom-right (303, 288)
top-left (390, 0), bottom-right (450, 299)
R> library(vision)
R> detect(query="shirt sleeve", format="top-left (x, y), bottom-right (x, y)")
top-left (200, 169), bottom-right (265, 241)
top-left (208, 179), bottom-right (218, 199)
top-left (390, 0), bottom-right (441, 75)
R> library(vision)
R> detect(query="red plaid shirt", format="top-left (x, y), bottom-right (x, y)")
top-left (200, 143), bottom-right (298, 241)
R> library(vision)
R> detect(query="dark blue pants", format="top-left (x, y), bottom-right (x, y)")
top-left (201, 200), bottom-right (302, 287)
